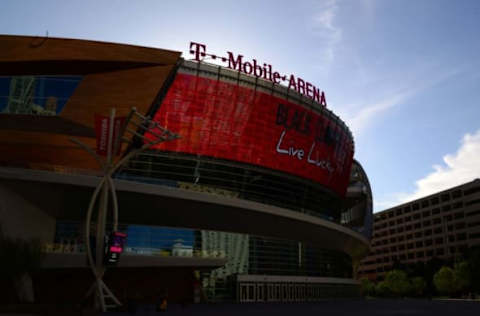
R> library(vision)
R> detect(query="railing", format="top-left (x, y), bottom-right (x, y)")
top-left (117, 151), bottom-right (341, 224)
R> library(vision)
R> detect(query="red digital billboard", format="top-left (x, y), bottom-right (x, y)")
top-left (147, 73), bottom-right (354, 196)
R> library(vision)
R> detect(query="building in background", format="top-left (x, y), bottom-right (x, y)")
top-left (358, 179), bottom-right (480, 281)
top-left (0, 35), bottom-right (372, 305)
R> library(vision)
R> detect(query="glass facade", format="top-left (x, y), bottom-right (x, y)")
top-left (249, 237), bottom-right (352, 278)
top-left (0, 76), bottom-right (81, 115)
top-left (53, 221), bottom-right (353, 302)
top-left (118, 151), bottom-right (343, 223)
top-left (109, 149), bottom-right (365, 302)
top-left (126, 225), bottom-right (195, 256)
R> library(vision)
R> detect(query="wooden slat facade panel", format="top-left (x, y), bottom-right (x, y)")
top-left (0, 35), bottom-right (180, 66)
top-left (60, 65), bottom-right (175, 127)
top-left (0, 132), bottom-right (98, 170)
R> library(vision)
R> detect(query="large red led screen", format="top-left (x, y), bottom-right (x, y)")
top-left (147, 73), bottom-right (354, 196)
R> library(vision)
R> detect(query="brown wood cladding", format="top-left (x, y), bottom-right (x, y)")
top-left (0, 131), bottom-right (97, 170)
top-left (60, 65), bottom-right (175, 127)
top-left (0, 115), bottom-right (95, 137)
top-left (0, 35), bottom-right (180, 68)
top-left (0, 35), bottom-right (181, 172)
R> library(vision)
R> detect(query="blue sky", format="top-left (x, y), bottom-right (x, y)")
top-left (1, 0), bottom-right (479, 212)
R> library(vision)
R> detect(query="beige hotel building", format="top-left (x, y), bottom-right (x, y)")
top-left (358, 179), bottom-right (480, 280)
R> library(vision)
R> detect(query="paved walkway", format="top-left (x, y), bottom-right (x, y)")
top-left (103, 299), bottom-right (480, 316)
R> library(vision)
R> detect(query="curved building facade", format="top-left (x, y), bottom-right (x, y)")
top-left (0, 35), bottom-right (372, 304)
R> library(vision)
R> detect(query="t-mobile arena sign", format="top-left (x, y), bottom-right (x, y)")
top-left (189, 42), bottom-right (328, 107)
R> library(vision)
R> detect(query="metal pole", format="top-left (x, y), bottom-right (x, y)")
top-left (94, 109), bottom-right (116, 310)
top-left (95, 182), bottom-right (109, 276)
top-left (85, 178), bottom-right (106, 276)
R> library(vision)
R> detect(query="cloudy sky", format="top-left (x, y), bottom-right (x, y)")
top-left (1, 0), bottom-right (479, 212)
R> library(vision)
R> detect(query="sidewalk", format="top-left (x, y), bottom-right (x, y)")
top-left (103, 299), bottom-right (480, 316)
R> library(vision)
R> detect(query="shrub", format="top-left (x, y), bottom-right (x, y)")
top-left (409, 276), bottom-right (426, 297)
top-left (454, 261), bottom-right (471, 294)
top-left (375, 281), bottom-right (390, 297)
top-left (433, 266), bottom-right (456, 295)
top-left (384, 270), bottom-right (410, 297)
top-left (360, 278), bottom-right (375, 297)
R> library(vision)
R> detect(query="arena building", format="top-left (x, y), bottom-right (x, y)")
top-left (0, 35), bottom-right (372, 305)
top-left (358, 179), bottom-right (480, 281)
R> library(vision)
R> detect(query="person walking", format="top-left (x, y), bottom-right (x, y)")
top-left (156, 288), bottom-right (168, 312)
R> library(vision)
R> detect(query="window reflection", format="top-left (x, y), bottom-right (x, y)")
top-left (0, 76), bottom-right (81, 115)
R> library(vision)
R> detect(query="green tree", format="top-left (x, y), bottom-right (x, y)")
top-left (424, 257), bottom-right (446, 296)
top-left (454, 261), bottom-right (471, 294)
top-left (359, 278), bottom-right (375, 297)
top-left (434, 266), bottom-right (456, 296)
top-left (384, 270), bottom-right (410, 297)
top-left (464, 246), bottom-right (480, 293)
top-left (409, 276), bottom-right (426, 297)
top-left (375, 281), bottom-right (390, 297)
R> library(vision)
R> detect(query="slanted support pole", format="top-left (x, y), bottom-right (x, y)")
top-left (71, 107), bottom-right (180, 312)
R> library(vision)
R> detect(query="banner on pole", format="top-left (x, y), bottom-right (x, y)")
top-left (94, 114), bottom-right (126, 156)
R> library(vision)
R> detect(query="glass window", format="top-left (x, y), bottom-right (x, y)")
top-left (0, 75), bottom-right (81, 115)
top-left (452, 190), bottom-right (462, 199)
top-left (465, 199), bottom-right (480, 206)
top-left (464, 186), bottom-right (480, 196)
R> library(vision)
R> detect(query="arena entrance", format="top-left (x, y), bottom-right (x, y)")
top-left (237, 275), bottom-right (359, 303)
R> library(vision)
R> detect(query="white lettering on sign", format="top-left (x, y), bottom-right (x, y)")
top-left (99, 118), bottom-right (108, 152)
top-left (275, 129), bottom-right (333, 173)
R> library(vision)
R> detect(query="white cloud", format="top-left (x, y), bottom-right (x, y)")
top-left (344, 89), bottom-right (411, 135)
top-left (310, 0), bottom-right (342, 70)
top-left (338, 66), bottom-right (462, 136)
top-left (376, 129), bottom-right (480, 210)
